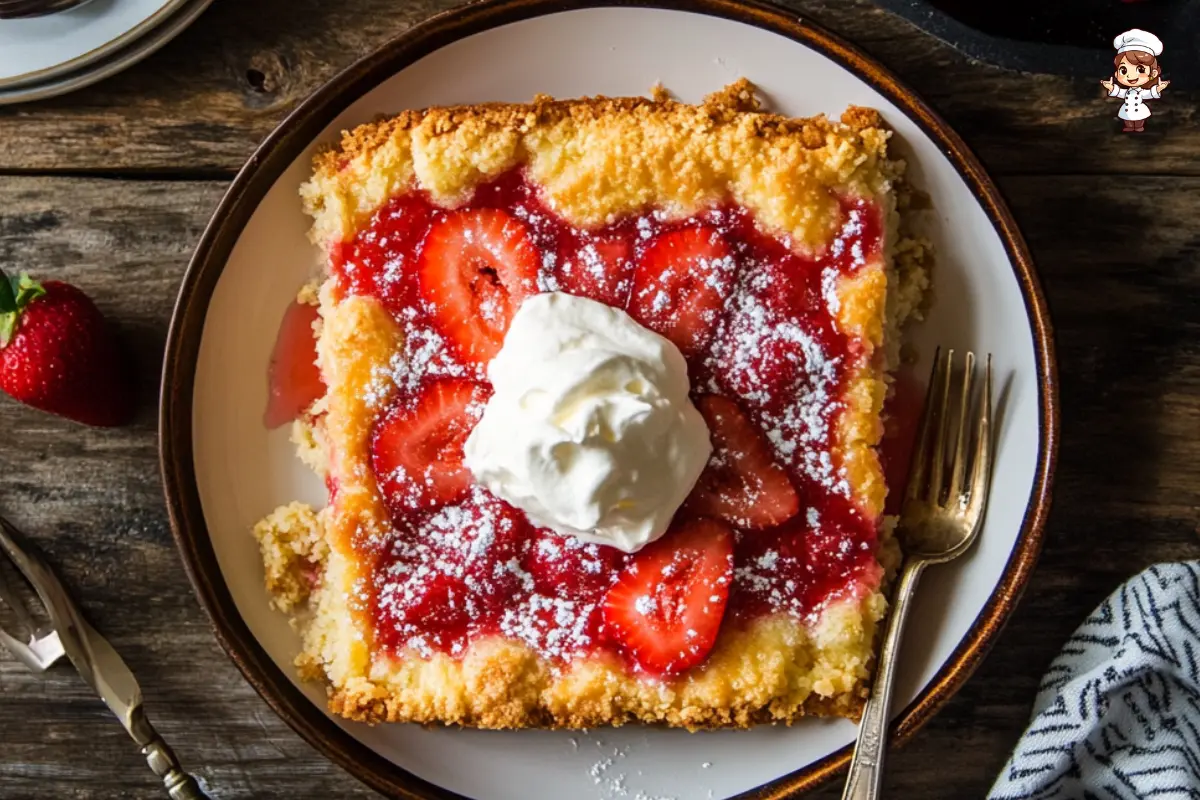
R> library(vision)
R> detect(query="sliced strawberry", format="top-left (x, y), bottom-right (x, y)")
top-left (264, 299), bottom-right (324, 429)
top-left (628, 226), bottom-right (738, 356)
top-left (689, 395), bottom-right (800, 528)
top-left (556, 236), bottom-right (634, 308)
top-left (523, 529), bottom-right (625, 596)
top-left (417, 208), bottom-right (540, 364)
top-left (602, 518), bottom-right (734, 676)
top-left (370, 379), bottom-right (487, 513)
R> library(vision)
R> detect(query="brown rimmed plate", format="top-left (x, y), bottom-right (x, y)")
top-left (160, 1), bottom-right (1058, 797)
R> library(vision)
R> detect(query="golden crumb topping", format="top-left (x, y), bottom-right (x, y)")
top-left (303, 79), bottom-right (897, 255)
top-left (252, 502), bottom-right (327, 612)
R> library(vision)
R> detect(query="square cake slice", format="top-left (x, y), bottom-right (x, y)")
top-left (253, 80), bottom-right (929, 729)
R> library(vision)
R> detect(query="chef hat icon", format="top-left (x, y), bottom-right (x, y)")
top-left (1114, 29), bottom-right (1163, 57)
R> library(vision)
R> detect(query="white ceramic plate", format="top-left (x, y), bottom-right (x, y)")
top-left (163, 2), bottom-right (1057, 798)
top-left (0, 0), bottom-right (212, 104)
top-left (0, 0), bottom-right (189, 88)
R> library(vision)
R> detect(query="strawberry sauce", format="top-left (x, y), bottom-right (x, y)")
top-left (264, 299), bottom-right (324, 429)
top-left (332, 170), bottom-right (885, 666)
top-left (881, 367), bottom-right (926, 516)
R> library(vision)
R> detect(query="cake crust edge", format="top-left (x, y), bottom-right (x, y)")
top-left (252, 80), bottom-right (930, 731)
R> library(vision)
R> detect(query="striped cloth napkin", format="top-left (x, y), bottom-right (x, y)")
top-left (988, 562), bottom-right (1200, 799)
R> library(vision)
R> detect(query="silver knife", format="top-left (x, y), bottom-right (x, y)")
top-left (0, 514), bottom-right (209, 800)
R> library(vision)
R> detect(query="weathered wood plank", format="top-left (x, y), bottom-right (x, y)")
top-left (0, 177), bottom-right (379, 800)
top-left (0, 168), bottom-right (1198, 799)
top-left (0, 0), bottom-right (1194, 176)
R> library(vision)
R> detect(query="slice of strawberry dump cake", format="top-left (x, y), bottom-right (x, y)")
top-left (252, 80), bottom-right (931, 729)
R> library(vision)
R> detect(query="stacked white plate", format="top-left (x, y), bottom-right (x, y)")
top-left (0, 0), bottom-right (214, 104)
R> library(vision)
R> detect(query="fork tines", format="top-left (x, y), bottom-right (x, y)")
top-left (0, 516), bottom-right (65, 672)
top-left (906, 348), bottom-right (993, 514)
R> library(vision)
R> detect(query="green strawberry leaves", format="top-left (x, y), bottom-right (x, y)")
top-left (0, 269), bottom-right (46, 347)
top-left (14, 275), bottom-right (45, 308)
top-left (0, 274), bottom-right (14, 316)
top-left (0, 312), bottom-right (14, 349)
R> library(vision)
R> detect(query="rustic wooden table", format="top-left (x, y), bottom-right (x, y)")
top-left (1, 1), bottom-right (1196, 798)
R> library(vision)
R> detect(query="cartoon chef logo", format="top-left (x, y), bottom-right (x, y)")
top-left (1101, 29), bottom-right (1169, 133)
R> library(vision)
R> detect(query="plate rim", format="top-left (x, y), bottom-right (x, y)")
top-left (159, 1), bottom-right (1060, 797)
top-left (0, 0), bottom-right (192, 90)
top-left (0, 0), bottom-right (215, 106)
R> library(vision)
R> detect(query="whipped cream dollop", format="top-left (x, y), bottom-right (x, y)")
top-left (463, 292), bottom-right (712, 553)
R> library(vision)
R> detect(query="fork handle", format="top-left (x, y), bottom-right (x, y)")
top-left (842, 558), bottom-right (926, 800)
top-left (142, 735), bottom-right (209, 799)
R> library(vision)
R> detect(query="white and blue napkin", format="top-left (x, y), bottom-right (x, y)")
top-left (989, 562), bottom-right (1200, 799)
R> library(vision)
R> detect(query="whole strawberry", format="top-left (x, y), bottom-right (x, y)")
top-left (0, 271), bottom-right (133, 427)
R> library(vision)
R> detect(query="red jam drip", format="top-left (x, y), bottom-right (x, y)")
top-left (264, 299), bottom-right (324, 429)
top-left (881, 367), bottom-right (926, 516)
top-left (332, 170), bottom-right (885, 662)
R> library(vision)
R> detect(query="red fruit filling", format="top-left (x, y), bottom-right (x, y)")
top-left (264, 299), bottom-right (324, 429)
top-left (334, 194), bottom-right (432, 313)
top-left (555, 235), bottom-right (634, 308)
top-left (881, 367), bottom-right (926, 515)
top-left (689, 394), bottom-right (800, 529)
top-left (327, 170), bottom-right (885, 667)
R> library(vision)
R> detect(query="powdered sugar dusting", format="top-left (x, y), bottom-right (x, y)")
top-left (375, 481), bottom-right (609, 660)
top-left (579, 244), bottom-right (607, 280)
top-left (339, 173), bottom-right (886, 662)
top-left (538, 250), bottom-right (561, 292)
top-left (362, 307), bottom-right (475, 408)
top-left (706, 261), bottom-right (850, 497)
top-left (576, 735), bottom-right (682, 800)
top-left (499, 590), bottom-right (599, 661)
top-left (822, 266), bottom-right (842, 317)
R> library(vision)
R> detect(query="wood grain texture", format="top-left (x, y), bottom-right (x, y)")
top-left (0, 0), bottom-right (1195, 176)
top-left (0, 0), bottom-right (1197, 798)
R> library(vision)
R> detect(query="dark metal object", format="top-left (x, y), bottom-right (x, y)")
top-left (843, 350), bottom-right (994, 800)
top-left (872, 0), bottom-right (1200, 88)
top-left (0, 515), bottom-right (209, 800)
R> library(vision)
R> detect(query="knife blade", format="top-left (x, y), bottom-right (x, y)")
top-left (0, 515), bottom-right (209, 800)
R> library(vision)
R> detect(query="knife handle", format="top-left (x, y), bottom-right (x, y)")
top-left (142, 736), bottom-right (210, 800)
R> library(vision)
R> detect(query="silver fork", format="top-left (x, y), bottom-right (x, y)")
top-left (0, 515), bottom-right (208, 799)
top-left (842, 348), bottom-right (994, 800)
top-left (0, 556), bottom-right (65, 671)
